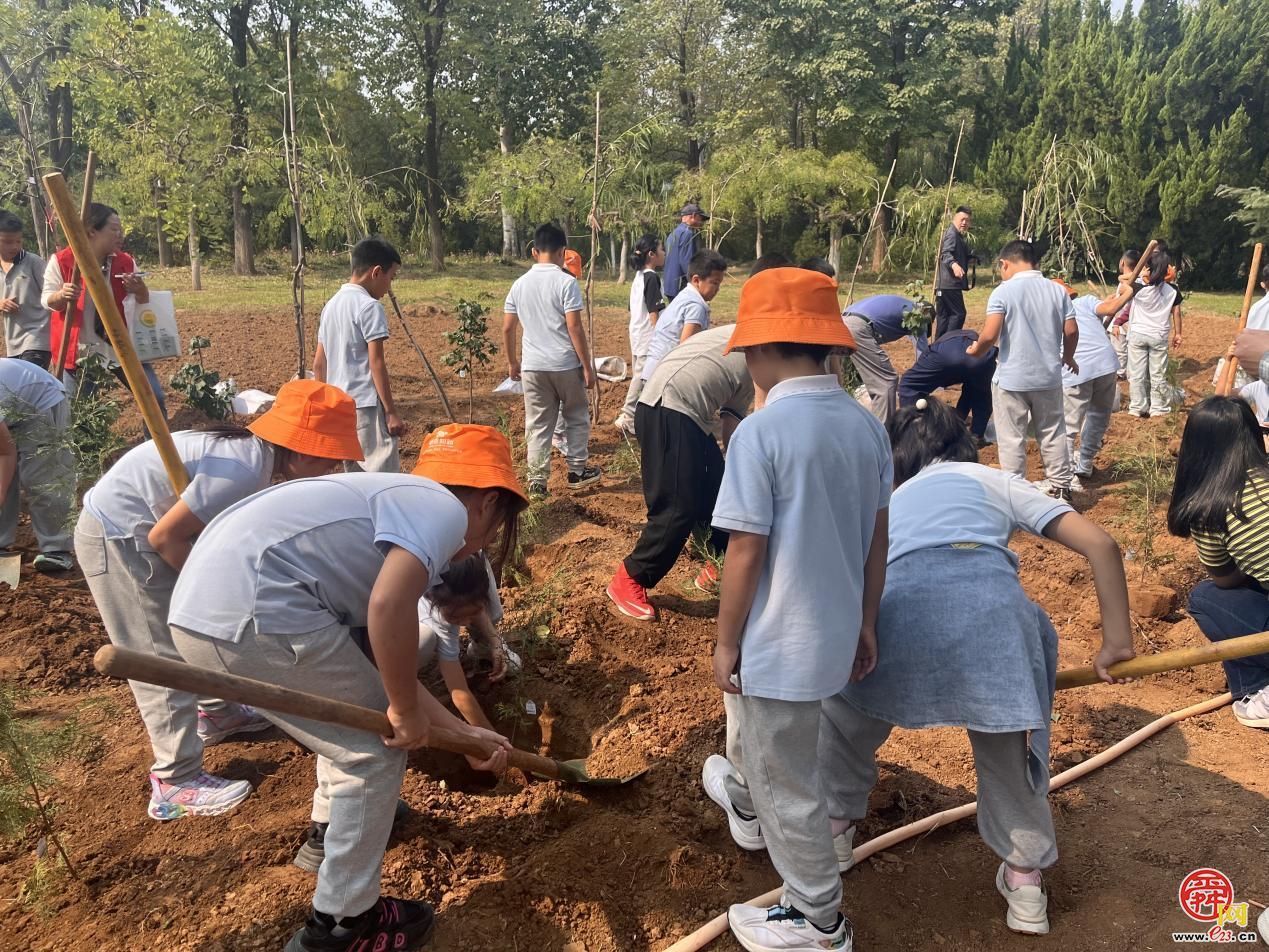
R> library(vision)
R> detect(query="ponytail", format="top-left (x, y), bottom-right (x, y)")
top-left (630, 234), bottom-right (662, 271)
top-left (889, 396), bottom-right (979, 486)
top-left (196, 422), bottom-right (254, 440)
top-left (1145, 247), bottom-right (1170, 287)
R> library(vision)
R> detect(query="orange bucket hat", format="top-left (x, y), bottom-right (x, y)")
top-left (1051, 277), bottom-right (1077, 298)
top-left (413, 423), bottom-right (529, 506)
top-left (725, 268), bottom-right (856, 354)
top-left (248, 379), bottom-right (363, 461)
top-left (563, 249), bottom-right (583, 279)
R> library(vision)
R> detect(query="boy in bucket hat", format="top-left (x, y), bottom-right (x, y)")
top-left (700, 268), bottom-right (891, 952)
top-left (664, 202), bottom-right (710, 301)
top-left (75, 379), bottom-right (364, 820)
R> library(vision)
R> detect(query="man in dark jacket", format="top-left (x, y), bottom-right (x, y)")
top-left (934, 205), bottom-right (974, 340)
top-left (663, 203), bottom-right (708, 301)
top-left (899, 327), bottom-right (997, 442)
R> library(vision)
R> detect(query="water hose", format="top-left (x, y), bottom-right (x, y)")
top-left (666, 692), bottom-right (1234, 951)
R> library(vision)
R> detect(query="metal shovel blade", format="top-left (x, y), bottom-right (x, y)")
top-left (0, 554), bottom-right (20, 590)
top-left (539, 758), bottom-right (650, 787)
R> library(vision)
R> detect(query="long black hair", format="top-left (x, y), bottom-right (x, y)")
top-left (630, 234), bottom-right (662, 271)
top-left (1144, 246), bottom-right (1170, 287)
top-left (1168, 396), bottom-right (1269, 537)
top-left (428, 552), bottom-right (494, 617)
top-left (888, 396), bottom-right (979, 486)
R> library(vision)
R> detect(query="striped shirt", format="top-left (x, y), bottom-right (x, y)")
top-left (1193, 470), bottom-right (1269, 581)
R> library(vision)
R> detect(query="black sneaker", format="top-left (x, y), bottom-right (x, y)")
top-left (294, 799), bottom-right (411, 873)
top-left (284, 897), bottom-right (435, 952)
top-left (567, 465), bottom-right (602, 491)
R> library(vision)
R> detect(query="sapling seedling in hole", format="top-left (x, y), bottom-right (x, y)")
top-left (443, 299), bottom-right (497, 423)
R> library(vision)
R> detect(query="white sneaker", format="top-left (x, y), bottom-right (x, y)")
top-left (197, 703), bottom-right (273, 745)
top-left (995, 863), bottom-right (1050, 935)
top-left (147, 771), bottom-right (252, 821)
top-left (832, 825), bottom-right (856, 872)
top-left (728, 902), bottom-right (851, 951)
top-left (702, 755), bottom-right (765, 850)
top-left (1233, 685), bottom-right (1269, 728)
top-left (1069, 474), bottom-right (1084, 494)
top-left (1257, 905), bottom-right (1268, 943)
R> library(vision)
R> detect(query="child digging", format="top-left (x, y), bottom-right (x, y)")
top-left (503, 222), bottom-right (600, 497)
top-left (1104, 245), bottom-right (1183, 418)
top-left (701, 268), bottom-right (884, 952)
top-left (313, 237), bottom-right (407, 472)
top-left (821, 397), bottom-right (1134, 936)
top-left (167, 423), bottom-right (519, 952)
top-left (967, 239), bottom-right (1078, 500)
top-left (76, 380), bottom-right (363, 818)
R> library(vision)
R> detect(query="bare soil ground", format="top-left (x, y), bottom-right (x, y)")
top-left (2, 274), bottom-right (1266, 951)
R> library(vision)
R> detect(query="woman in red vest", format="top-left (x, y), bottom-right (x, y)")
top-left (41, 203), bottom-right (167, 420)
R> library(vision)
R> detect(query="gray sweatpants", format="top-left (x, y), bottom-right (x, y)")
top-left (0, 397), bottom-right (73, 553)
top-left (1063, 372), bottom-right (1118, 474)
top-left (74, 510), bottom-right (228, 781)
top-left (523, 367), bottom-right (590, 482)
top-left (844, 314), bottom-right (897, 426)
top-left (722, 692), bottom-right (841, 928)
top-left (819, 696), bottom-right (1058, 870)
top-left (619, 355), bottom-right (648, 422)
top-left (346, 403), bottom-right (400, 474)
top-left (172, 620), bottom-right (406, 920)
top-left (992, 384), bottom-right (1072, 487)
top-left (1127, 334), bottom-right (1171, 415)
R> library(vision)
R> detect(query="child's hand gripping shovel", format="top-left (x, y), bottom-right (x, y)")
top-left (1056, 630), bottom-right (1269, 690)
top-left (93, 645), bottom-right (648, 787)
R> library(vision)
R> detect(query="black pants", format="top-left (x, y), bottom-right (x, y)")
top-left (624, 403), bottom-right (728, 588)
top-left (15, 349), bottom-right (51, 371)
top-left (934, 289), bottom-right (967, 340)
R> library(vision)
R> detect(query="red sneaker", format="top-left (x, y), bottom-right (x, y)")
top-left (694, 562), bottom-right (720, 595)
top-left (607, 564), bottom-right (656, 620)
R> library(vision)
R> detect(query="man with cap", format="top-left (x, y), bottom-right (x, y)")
top-left (663, 202), bottom-right (709, 302)
top-left (838, 293), bottom-right (932, 426)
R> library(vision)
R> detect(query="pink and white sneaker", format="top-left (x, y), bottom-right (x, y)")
top-left (197, 703), bottom-right (273, 745)
top-left (147, 772), bottom-right (252, 821)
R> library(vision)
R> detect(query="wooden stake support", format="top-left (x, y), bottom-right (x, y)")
top-left (50, 151), bottom-right (96, 378)
top-left (386, 289), bottom-right (455, 423)
top-left (1218, 241), bottom-right (1265, 396)
top-left (42, 172), bottom-right (187, 493)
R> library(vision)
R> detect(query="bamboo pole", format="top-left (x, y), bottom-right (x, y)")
top-left (1219, 242), bottom-right (1265, 396)
top-left (50, 151), bottom-right (96, 378)
top-left (928, 121), bottom-right (966, 342)
top-left (43, 172), bottom-right (187, 493)
top-left (386, 290), bottom-right (455, 423)
top-left (585, 89), bottom-right (601, 421)
top-left (845, 159), bottom-right (896, 307)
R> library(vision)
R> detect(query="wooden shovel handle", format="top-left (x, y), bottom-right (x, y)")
top-left (1056, 630), bottom-right (1269, 690)
top-left (93, 645), bottom-right (562, 779)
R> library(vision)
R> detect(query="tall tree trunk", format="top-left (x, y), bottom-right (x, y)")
top-left (755, 214), bottom-right (764, 259)
top-left (421, 0), bottom-right (449, 271)
top-left (828, 220), bottom-right (842, 278)
top-left (870, 132), bottom-right (901, 272)
top-left (228, 1), bottom-right (256, 276)
top-left (608, 233), bottom-right (617, 275)
top-left (498, 123), bottom-right (517, 261)
top-left (618, 232), bottom-right (629, 284)
top-left (188, 205), bottom-right (202, 291)
top-left (154, 181), bottom-right (172, 268)
top-left (677, 28), bottom-right (700, 168)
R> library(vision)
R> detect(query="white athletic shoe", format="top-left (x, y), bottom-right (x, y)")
top-left (727, 902), bottom-right (851, 951)
top-left (1233, 685), bottom-right (1269, 729)
top-left (147, 772), bottom-right (252, 821)
top-left (832, 825), bottom-right (856, 872)
top-left (197, 703), bottom-right (273, 746)
top-left (1068, 474), bottom-right (1084, 494)
top-left (995, 863), bottom-right (1050, 935)
top-left (1257, 904), bottom-right (1268, 943)
top-left (702, 755), bottom-right (765, 850)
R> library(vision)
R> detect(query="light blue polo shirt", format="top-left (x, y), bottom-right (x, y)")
top-left (712, 375), bottom-right (892, 701)
top-left (985, 271), bottom-right (1075, 392)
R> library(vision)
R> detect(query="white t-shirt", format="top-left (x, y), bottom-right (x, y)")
top-left (0, 357), bottom-right (65, 421)
top-left (1127, 282), bottom-right (1179, 340)
top-left (1246, 294), bottom-right (1269, 333)
top-left (504, 264), bottom-right (584, 372)
top-left (417, 557), bottom-right (504, 662)
top-left (985, 271), bottom-right (1075, 392)
top-left (888, 461), bottom-right (1072, 569)
top-left (1063, 296), bottom-right (1120, 386)
top-left (169, 473), bottom-right (468, 642)
top-left (712, 375), bottom-right (893, 702)
top-left (641, 283), bottom-right (710, 381)
top-left (83, 431), bottom-right (274, 549)
top-left (317, 284), bottom-right (389, 408)
top-left (628, 269), bottom-right (658, 357)
top-left (1240, 380), bottom-right (1269, 426)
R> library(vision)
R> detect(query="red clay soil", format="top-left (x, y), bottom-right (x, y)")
top-left (2, 285), bottom-right (1267, 952)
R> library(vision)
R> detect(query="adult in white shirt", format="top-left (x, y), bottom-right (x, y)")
top-left (167, 424), bottom-right (521, 952)
top-left (76, 380), bottom-right (364, 821)
top-left (313, 237), bottom-right (406, 472)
